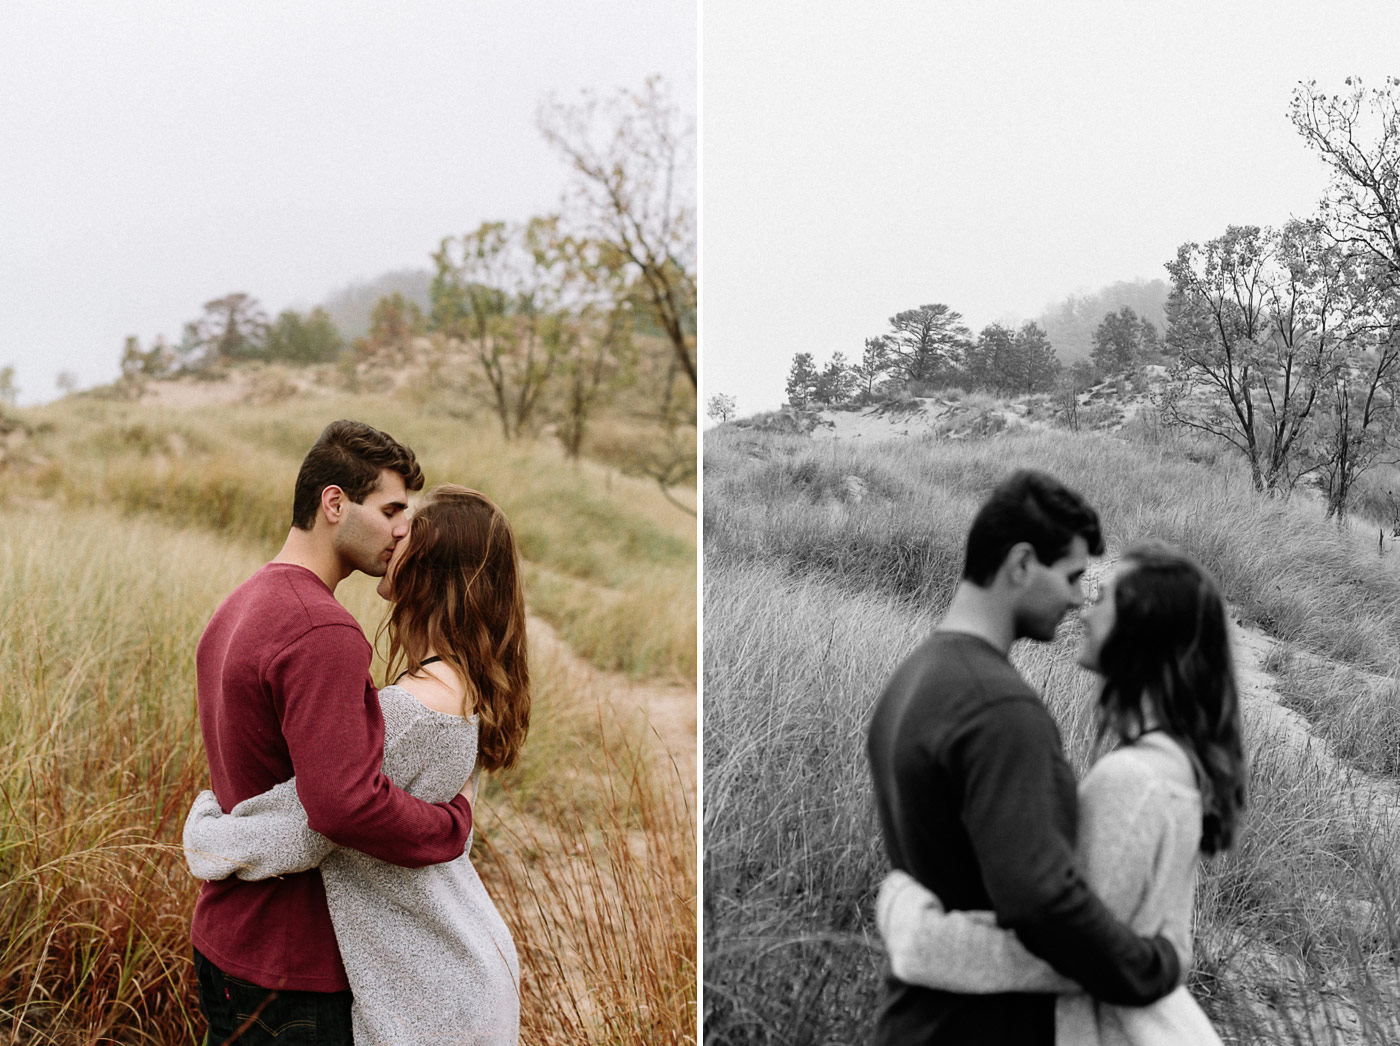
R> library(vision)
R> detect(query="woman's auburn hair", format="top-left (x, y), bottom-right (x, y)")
top-left (1096, 541), bottom-right (1246, 855)
top-left (379, 484), bottom-right (529, 772)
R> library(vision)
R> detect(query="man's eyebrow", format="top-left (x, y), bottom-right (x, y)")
top-left (386, 500), bottom-right (409, 512)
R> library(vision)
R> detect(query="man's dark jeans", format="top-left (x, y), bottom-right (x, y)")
top-left (194, 947), bottom-right (353, 1045)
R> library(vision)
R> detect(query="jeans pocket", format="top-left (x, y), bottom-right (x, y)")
top-left (223, 977), bottom-right (318, 1041)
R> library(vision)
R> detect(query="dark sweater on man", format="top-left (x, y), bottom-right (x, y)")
top-left (866, 630), bottom-right (1180, 1045)
top-left (190, 563), bottom-right (473, 992)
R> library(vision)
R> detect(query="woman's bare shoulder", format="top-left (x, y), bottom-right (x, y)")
top-left (1089, 733), bottom-right (1197, 793)
top-left (392, 662), bottom-right (473, 718)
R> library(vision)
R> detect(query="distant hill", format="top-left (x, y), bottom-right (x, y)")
top-left (317, 268), bottom-right (434, 340)
top-left (1035, 278), bottom-right (1169, 362)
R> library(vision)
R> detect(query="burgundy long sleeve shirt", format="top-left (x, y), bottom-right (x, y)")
top-left (190, 562), bottom-right (473, 991)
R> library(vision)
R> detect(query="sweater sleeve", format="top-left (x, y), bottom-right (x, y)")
top-left (183, 783), bottom-right (335, 881)
top-left (269, 625), bottom-right (471, 867)
top-left (951, 699), bottom-right (1181, 1005)
top-left (876, 870), bottom-right (1076, 993)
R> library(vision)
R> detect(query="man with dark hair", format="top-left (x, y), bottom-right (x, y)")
top-left (190, 419), bottom-right (466, 1045)
top-left (865, 469), bottom-right (1180, 1044)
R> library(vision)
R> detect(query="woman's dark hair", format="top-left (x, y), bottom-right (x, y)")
top-left (962, 469), bottom-right (1104, 585)
top-left (291, 420), bottom-right (424, 530)
top-left (1096, 542), bottom-right (1246, 854)
top-left (378, 485), bottom-right (530, 772)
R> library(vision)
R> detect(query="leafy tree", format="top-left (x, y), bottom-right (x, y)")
top-left (964, 324), bottom-right (1017, 393)
top-left (553, 239), bottom-right (638, 460)
top-left (851, 336), bottom-right (891, 399)
top-left (357, 294), bottom-right (424, 363)
top-left (1069, 358), bottom-right (1097, 390)
top-left (118, 334), bottom-right (175, 396)
top-left (1310, 327), bottom-right (1400, 522)
top-left (120, 334), bottom-right (175, 380)
top-left (707, 393), bottom-right (737, 423)
top-left (1091, 307), bottom-right (1158, 376)
top-left (965, 322), bottom-right (1060, 395)
top-left (431, 216), bottom-right (579, 441)
top-left (175, 321), bottom-right (205, 371)
top-left (631, 424), bottom-right (697, 516)
top-left (55, 370), bottom-right (79, 396)
top-left (1291, 78), bottom-right (1400, 278)
top-left (1164, 221), bottom-right (1352, 494)
top-left (319, 269), bottom-right (433, 341)
top-left (883, 303), bottom-right (970, 386)
top-left (785, 352), bottom-right (819, 408)
top-left (192, 293), bottom-right (269, 363)
top-left (814, 351), bottom-right (857, 404)
top-left (265, 308), bottom-right (344, 365)
top-left (1014, 321), bottom-right (1062, 394)
top-left (1291, 78), bottom-right (1400, 520)
top-left (538, 76), bottom-right (697, 390)
top-left (1036, 279), bottom-right (1170, 362)
top-left (0, 365), bottom-right (16, 407)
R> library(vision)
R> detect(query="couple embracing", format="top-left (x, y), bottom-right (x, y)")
top-left (182, 420), bottom-right (527, 1045)
top-left (867, 470), bottom-right (1247, 1045)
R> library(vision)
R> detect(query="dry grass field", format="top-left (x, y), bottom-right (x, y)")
top-left (0, 389), bottom-right (697, 1043)
top-left (703, 420), bottom-right (1400, 1045)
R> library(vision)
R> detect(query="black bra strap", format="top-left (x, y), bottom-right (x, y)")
top-left (393, 654), bottom-right (444, 683)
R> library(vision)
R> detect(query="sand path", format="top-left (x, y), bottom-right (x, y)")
top-left (526, 613), bottom-right (696, 798)
top-left (1231, 621), bottom-right (1400, 827)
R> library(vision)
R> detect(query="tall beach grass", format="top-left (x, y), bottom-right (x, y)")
top-left (703, 425), bottom-right (1400, 1044)
top-left (8, 393), bottom-right (697, 683)
top-left (0, 500), bottom-right (695, 1042)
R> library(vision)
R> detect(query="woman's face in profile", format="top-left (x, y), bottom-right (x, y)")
top-left (376, 523), bottom-right (413, 601)
top-left (1076, 564), bottom-right (1120, 675)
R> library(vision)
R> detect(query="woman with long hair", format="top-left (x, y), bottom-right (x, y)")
top-left (184, 485), bottom-right (530, 1046)
top-left (876, 542), bottom-right (1246, 1044)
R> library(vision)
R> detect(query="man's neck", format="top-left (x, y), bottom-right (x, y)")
top-left (272, 529), bottom-right (346, 593)
top-left (937, 581), bottom-right (1015, 655)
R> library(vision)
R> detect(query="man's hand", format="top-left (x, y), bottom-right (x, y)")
top-left (458, 774), bottom-right (477, 804)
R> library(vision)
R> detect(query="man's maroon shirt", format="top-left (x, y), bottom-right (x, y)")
top-left (190, 562), bottom-right (473, 991)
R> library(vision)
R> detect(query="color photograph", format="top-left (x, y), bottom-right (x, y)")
top-left (1, 3), bottom-right (695, 1043)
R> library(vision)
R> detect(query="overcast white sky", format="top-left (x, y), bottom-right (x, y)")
top-left (1, 1), bottom-right (695, 404)
top-left (701, 0), bottom-right (1400, 419)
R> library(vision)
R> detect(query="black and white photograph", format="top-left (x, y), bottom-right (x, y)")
top-left (703, 3), bottom-right (1400, 1043)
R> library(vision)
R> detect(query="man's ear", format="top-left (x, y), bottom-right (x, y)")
top-left (1003, 542), bottom-right (1035, 586)
top-left (320, 485), bottom-right (346, 526)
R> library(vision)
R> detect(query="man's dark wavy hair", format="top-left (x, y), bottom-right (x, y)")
top-left (961, 469), bottom-right (1104, 585)
top-left (290, 419), bottom-right (424, 531)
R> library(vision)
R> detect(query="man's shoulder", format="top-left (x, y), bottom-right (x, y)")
top-left (871, 631), bottom-right (1048, 755)
top-left (894, 631), bottom-right (1039, 707)
top-left (211, 564), bottom-right (366, 647)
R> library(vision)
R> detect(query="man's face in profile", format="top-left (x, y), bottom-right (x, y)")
top-left (1013, 535), bottom-right (1090, 642)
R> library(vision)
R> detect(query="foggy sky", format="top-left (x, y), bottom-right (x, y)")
top-left (701, 0), bottom-right (1400, 420)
